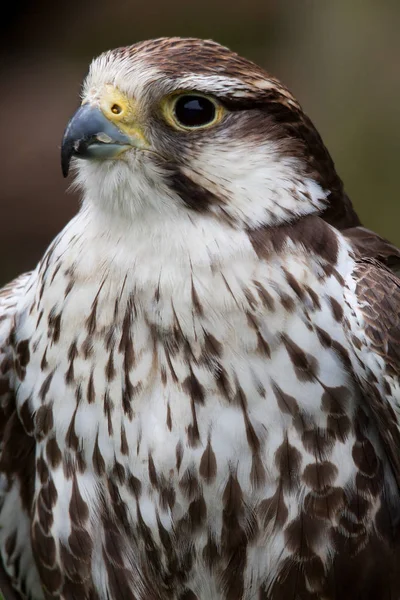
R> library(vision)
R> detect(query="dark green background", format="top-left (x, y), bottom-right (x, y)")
top-left (1, 0), bottom-right (399, 285)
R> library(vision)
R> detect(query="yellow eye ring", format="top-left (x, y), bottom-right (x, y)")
top-left (162, 93), bottom-right (224, 131)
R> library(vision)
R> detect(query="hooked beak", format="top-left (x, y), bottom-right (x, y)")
top-left (61, 104), bottom-right (135, 177)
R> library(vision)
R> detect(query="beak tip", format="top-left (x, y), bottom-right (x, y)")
top-left (61, 162), bottom-right (69, 178)
top-left (61, 144), bottom-right (71, 178)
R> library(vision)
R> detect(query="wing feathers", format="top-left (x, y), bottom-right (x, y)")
top-left (0, 273), bottom-right (43, 600)
top-left (344, 257), bottom-right (400, 487)
top-left (343, 226), bottom-right (400, 274)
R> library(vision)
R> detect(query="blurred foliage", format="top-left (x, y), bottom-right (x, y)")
top-left (0, 0), bottom-right (399, 285)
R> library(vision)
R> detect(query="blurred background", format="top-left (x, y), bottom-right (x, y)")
top-left (1, 0), bottom-right (399, 284)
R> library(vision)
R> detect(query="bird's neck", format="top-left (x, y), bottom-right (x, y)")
top-left (44, 202), bottom-right (260, 312)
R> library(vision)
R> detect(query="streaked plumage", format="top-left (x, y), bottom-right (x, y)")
top-left (1, 37), bottom-right (400, 600)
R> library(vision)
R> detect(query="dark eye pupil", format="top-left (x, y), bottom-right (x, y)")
top-left (174, 95), bottom-right (216, 127)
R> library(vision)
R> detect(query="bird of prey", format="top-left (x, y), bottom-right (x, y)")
top-left (1, 37), bottom-right (400, 600)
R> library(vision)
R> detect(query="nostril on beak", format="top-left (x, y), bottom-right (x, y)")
top-left (60, 104), bottom-right (133, 177)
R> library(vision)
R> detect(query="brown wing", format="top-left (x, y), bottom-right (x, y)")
top-left (0, 273), bottom-right (41, 600)
top-left (268, 255), bottom-right (400, 600)
top-left (343, 226), bottom-right (400, 274)
top-left (344, 257), bottom-right (400, 487)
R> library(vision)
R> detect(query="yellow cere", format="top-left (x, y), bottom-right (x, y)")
top-left (161, 92), bottom-right (225, 131)
top-left (98, 84), bottom-right (150, 149)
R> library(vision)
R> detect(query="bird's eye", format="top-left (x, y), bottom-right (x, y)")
top-left (162, 93), bottom-right (224, 130)
top-left (173, 95), bottom-right (217, 128)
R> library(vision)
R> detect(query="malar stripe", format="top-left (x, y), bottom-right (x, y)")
top-left (167, 169), bottom-right (222, 211)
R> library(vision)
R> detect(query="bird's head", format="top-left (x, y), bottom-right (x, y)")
top-left (62, 38), bottom-right (356, 229)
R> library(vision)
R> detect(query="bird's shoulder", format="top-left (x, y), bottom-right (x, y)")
top-left (342, 253), bottom-right (400, 487)
top-left (0, 271), bottom-right (43, 600)
top-left (0, 272), bottom-right (33, 422)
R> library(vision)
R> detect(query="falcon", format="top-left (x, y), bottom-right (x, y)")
top-left (0, 37), bottom-right (400, 600)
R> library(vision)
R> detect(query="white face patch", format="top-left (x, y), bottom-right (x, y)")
top-left (182, 139), bottom-right (329, 228)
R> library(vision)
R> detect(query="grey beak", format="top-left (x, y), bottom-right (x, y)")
top-left (61, 104), bottom-right (132, 177)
